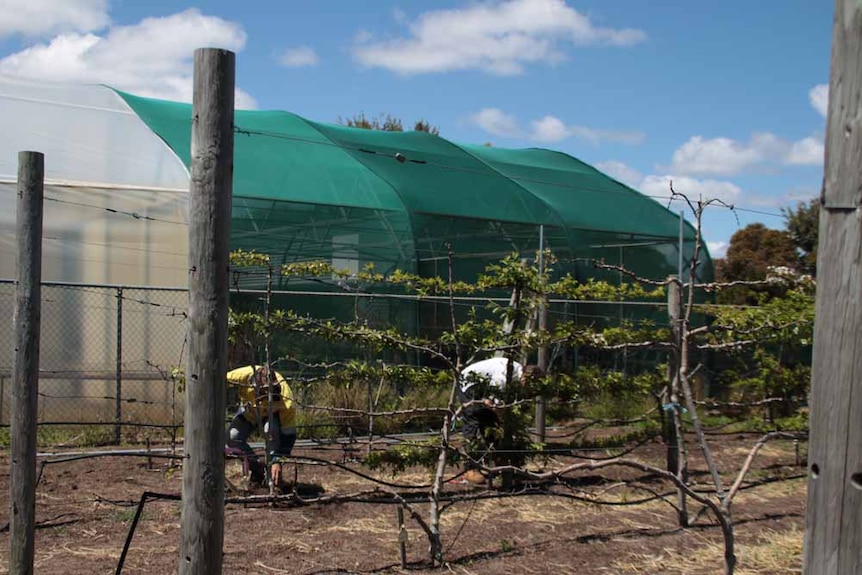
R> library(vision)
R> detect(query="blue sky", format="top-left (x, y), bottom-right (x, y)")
top-left (0, 1), bottom-right (832, 256)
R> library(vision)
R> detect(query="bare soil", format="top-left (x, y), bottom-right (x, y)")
top-left (0, 431), bottom-right (807, 574)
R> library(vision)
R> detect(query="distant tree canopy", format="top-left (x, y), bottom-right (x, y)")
top-left (338, 113), bottom-right (440, 136)
top-left (717, 223), bottom-right (798, 282)
top-left (715, 223), bottom-right (799, 304)
top-left (782, 198), bottom-right (819, 275)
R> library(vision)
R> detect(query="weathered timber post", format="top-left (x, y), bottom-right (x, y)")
top-left (666, 277), bottom-right (687, 527)
top-left (10, 151), bottom-right (44, 575)
top-left (535, 225), bottom-right (547, 444)
top-left (803, 2), bottom-right (862, 572)
top-left (178, 48), bottom-right (235, 575)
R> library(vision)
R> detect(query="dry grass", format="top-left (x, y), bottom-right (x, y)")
top-left (309, 514), bottom-right (395, 537)
top-left (612, 526), bottom-right (803, 574)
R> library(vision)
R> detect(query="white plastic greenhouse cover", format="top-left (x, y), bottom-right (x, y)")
top-left (0, 75), bottom-right (190, 287)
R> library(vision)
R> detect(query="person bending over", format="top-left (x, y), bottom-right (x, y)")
top-left (459, 357), bottom-right (529, 483)
top-left (225, 365), bottom-right (296, 486)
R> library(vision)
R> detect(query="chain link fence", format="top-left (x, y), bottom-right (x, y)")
top-left (0, 280), bottom-right (187, 440)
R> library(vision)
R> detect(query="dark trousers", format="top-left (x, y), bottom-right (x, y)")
top-left (461, 403), bottom-right (499, 469)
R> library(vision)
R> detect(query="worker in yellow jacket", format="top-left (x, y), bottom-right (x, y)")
top-left (225, 365), bottom-right (296, 486)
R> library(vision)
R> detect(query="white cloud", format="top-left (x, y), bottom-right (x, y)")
top-left (470, 109), bottom-right (644, 145)
top-left (529, 115), bottom-right (644, 145)
top-left (530, 115), bottom-right (569, 142)
top-left (468, 107), bottom-right (521, 137)
top-left (809, 83), bottom-right (829, 118)
top-left (669, 134), bottom-right (776, 176)
top-left (278, 46), bottom-right (319, 68)
top-left (706, 241), bottom-right (728, 258)
top-left (640, 174), bottom-right (743, 204)
top-left (669, 133), bottom-right (823, 176)
top-left (786, 136), bottom-right (825, 166)
top-left (595, 160), bottom-right (643, 188)
top-left (352, 0), bottom-right (645, 75)
top-left (0, 0), bottom-right (109, 38)
top-left (0, 9), bottom-right (257, 109)
top-left (567, 125), bottom-right (645, 146)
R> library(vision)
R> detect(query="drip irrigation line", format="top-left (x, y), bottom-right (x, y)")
top-left (36, 452), bottom-right (186, 486)
top-left (0, 513), bottom-right (83, 534)
top-left (291, 455), bottom-right (438, 489)
top-left (115, 491), bottom-right (180, 575)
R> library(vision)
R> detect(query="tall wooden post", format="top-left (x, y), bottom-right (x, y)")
top-left (666, 277), bottom-right (687, 527)
top-left (178, 48), bottom-right (234, 575)
top-left (803, 2), bottom-right (862, 572)
top-left (535, 225), bottom-right (547, 443)
top-left (10, 151), bottom-right (44, 575)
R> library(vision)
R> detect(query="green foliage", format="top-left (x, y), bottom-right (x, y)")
top-left (580, 390), bottom-right (657, 422)
top-left (715, 223), bottom-right (800, 304)
top-left (364, 440), bottom-right (452, 474)
top-left (229, 242), bottom-right (814, 483)
top-left (0, 425), bottom-right (119, 449)
top-left (337, 113), bottom-right (441, 136)
top-left (297, 363), bottom-right (451, 439)
top-left (229, 249), bottom-right (271, 268)
top-left (564, 419), bottom-right (661, 451)
top-left (782, 198), bottom-right (819, 276)
top-left (571, 365), bottom-right (664, 407)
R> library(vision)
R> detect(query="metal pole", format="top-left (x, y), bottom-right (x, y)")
top-left (10, 151), bottom-right (44, 575)
top-left (179, 48), bottom-right (234, 575)
top-left (115, 287), bottom-right (123, 445)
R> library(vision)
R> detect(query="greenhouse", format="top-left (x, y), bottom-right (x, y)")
top-left (0, 75), bottom-right (711, 425)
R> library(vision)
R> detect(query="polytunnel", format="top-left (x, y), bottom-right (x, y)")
top-left (0, 75), bottom-right (711, 425)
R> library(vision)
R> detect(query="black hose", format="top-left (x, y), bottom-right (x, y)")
top-left (115, 492), bottom-right (148, 575)
top-left (114, 492), bottom-right (180, 574)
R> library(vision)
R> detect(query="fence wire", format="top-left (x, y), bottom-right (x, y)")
top-left (0, 279), bottom-right (680, 442)
top-left (0, 281), bottom-right (188, 436)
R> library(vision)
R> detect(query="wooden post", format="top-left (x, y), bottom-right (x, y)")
top-left (397, 507), bottom-right (408, 568)
top-left (803, 2), bottom-right (862, 571)
top-left (10, 151), bottom-right (44, 575)
top-left (178, 48), bottom-right (235, 575)
top-left (368, 377), bottom-right (374, 455)
top-left (535, 226), bottom-right (547, 444)
top-left (666, 277), bottom-right (687, 527)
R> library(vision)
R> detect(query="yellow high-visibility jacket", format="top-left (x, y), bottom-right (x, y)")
top-left (226, 365), bottom-right (296, 428)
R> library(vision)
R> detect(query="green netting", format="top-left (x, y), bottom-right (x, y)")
top-left (118, 90), bottom-right (707, 268)
top-left (118, 90), bottom-right (712, 368)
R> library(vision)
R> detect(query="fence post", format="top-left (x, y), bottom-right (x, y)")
top-left (535, 225), bottom-right (547, 444)
top-left (10, 151), bottom-right (44, 575)
top-left (115, 287), bottom-right (123, 445)
top-left (178, 48), bottom-right (234, 575)
top-left (666, 276), bottom-right (687, 527)
top-left (803, 1), bottom-right (862, 571)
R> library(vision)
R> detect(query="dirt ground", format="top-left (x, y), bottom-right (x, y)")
top-left (0, 431), bottom-right (807, 575)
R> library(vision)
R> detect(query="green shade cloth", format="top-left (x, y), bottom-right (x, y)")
top-left (117, 91), bottom-right (710, 287)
